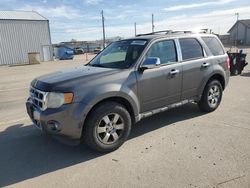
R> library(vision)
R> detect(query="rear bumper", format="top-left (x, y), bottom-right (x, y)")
top-left (26, 98), bottom-right (89, 140)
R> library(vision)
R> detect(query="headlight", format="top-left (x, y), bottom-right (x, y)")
top-left (46, 92), bottom-right (73, 109)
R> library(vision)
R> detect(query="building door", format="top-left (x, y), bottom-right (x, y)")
top-left (42, 45), bottom-right (52, 62)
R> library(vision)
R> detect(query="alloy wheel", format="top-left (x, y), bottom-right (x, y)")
top-left (207, 85), bottom-right (221, 108)
top-left (96, 113), bottom-right (125, 144)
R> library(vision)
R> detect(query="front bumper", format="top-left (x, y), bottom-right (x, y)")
top-left (26, 98), bottom-right (88, 140)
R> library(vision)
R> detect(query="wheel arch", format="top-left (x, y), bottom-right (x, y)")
top-left (87, 96), bottom-right (137, 124)
top-left (79, 95), bottom-right (139, 140)
top-left (198, 72), bottom-right (226, 100)
top-left (207, 73), bottom-right (225, 90)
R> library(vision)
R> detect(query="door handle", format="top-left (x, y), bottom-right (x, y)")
top-left (201, 62), bottom-right (210, 68)
top-left (170, 69), bottom-right (180, 76)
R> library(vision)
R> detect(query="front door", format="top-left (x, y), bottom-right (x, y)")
top-left (136, 39), bottom-right (182, 112)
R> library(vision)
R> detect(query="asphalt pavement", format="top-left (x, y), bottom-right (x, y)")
top-left (0, 54), bottom-right (250, 188)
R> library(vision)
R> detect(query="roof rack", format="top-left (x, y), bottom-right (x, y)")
top-left (136, 30), bottom-right (173, 37)
top-left (171, 30), bottom-right (193, 34)
top-left (175, 29), bottom-right (208, 34)
top-left (136, 29), bottom-right (207, 37)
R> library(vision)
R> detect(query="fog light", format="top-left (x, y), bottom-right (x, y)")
top-left (47, 121), bottom-right (61, 132)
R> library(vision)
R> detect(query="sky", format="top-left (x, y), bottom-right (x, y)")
top-left (0, 0), bottom-right (250, 43)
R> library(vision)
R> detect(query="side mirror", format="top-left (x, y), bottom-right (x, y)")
top-left (140, 57), bottom-right (161, 71)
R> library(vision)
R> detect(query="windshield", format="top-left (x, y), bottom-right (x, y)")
top-left (88, 39), bottom-right (148, 69)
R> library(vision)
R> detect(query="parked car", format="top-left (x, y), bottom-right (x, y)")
top-left (93, 47), bottom-right (102, 54)
top-left (26, 31), bottom-right (230, 152)
top-left (57, 46), bottom-right (74, 60)
top-left (74, 47), bottom-right (85, 55)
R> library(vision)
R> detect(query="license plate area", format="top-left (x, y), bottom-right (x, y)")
top-left (26, 102), bottom-right (34, 119)
top-left (26, 101), bottom-right (42, 130)
top-left (33, 111), bottom-right (40, 121)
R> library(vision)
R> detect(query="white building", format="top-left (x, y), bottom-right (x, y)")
top-left (0, 11), bottom-right (53, 65)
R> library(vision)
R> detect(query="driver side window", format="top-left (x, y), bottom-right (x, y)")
top-left (146, 40), bottom-right (177, 64)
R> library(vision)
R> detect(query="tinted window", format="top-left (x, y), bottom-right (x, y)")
top-left (146, 40), bottom-right (177, 64)
top-left (179, 38), bottom-right (203, 60)
top-left (202, 37), bottom-right (225, 56)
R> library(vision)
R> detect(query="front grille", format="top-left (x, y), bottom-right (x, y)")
top-left (29, 87), bottom-right (47, 111)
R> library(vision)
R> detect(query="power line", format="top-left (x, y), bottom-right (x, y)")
top-left (51, 12), bottom-right (236, 33)
top-left (51, 28), bottom-right (101, 33)
top-left (50, 11), bottom-right (238, 41)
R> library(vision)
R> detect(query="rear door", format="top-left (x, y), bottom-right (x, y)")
top-left (179, 38), bottom-right (213, 100)
top-left (201, 36), bottom-right (227, 70)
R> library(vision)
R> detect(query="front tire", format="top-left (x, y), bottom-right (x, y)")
top-left (198, 80), bottom-right (223, 112)
top-left (82, 102), bottom-right (131, 153)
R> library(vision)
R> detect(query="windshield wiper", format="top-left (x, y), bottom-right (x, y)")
top-left (88, 64), bottom-right (106, 68)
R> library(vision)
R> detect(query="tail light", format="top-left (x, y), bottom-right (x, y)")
top-left (226, 56), bottom-right (230, 70)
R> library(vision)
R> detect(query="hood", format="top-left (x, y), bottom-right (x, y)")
top-left (31, 65), bottom-right (121, 92)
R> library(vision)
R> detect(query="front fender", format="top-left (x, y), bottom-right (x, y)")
top-left (77, 83), bottom-right (140, 128)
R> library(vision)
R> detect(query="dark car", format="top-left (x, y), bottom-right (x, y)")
top-left (74, 47), bottom-right (85, 55)
top-left (93, 47), bottom-right (102, 54)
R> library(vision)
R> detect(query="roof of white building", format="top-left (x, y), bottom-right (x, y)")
top-left (0, 10), bottom-right (47, 21)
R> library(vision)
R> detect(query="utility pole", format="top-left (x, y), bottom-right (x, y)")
top-left (101, 10), bottom-right (106, 49)
top-left (152, 13), bottom-right (155, 33)
top-left (235, 12), bottom-right (239, 47)
top-left (134, 22), bottom-right (137, 36)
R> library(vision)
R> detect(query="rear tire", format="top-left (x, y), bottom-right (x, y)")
top-left (82, 101), bottom-right (131, 153)
top-left (198, 80), bottom-right (223, 112)
top-left (234, 69), bottom-right (239, 75)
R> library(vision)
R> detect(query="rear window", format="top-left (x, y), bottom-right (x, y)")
top-left (202, 37), bottom-right (225, 56)
top-left (179, 38), bottom-right (204, 60)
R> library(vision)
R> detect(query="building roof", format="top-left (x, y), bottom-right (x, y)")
top-left (0, 10), bottom-right (48, 21)
top-left (228, 19), bottom-right (250, 33)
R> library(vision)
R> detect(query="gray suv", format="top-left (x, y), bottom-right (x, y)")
top-left (26, 32), bottom-right (230, 152)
